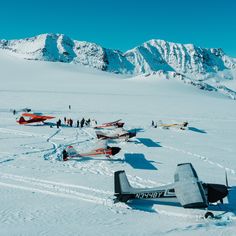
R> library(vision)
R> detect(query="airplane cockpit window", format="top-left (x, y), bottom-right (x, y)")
top-left (168, 188), bottom-right (175, 193)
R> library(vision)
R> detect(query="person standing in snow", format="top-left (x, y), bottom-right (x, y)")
top-left (70, 119), bottom-right (73, 127)
top-left (77, 120), bottom-right (80, 128)
top-left (80, 118), bottom-right (85, 128)
top-left (87, 118), bottom-right (91, 127)
top-left (62, 149), bottom-right (68, 161)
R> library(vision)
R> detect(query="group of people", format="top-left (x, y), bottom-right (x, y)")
top-left (76, 118), bottom-right (95, 128)
top-left (55, 117), bottom-right (97, 128)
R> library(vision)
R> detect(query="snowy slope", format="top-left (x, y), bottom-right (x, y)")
top-left (0, 50), bottom-right (236, 236)
top-left (1, 33), bottom-right (236, 100)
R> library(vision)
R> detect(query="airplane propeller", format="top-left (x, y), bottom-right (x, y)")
top-left (219, 170), bottom-right (231, 204)
top-left (225, 170), bottom-right (231, 189)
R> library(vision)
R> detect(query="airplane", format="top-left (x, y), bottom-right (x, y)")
top-left (114, 163), bottom-right (229, 218)
top-left (62, 140), bottom-right (121, 161)
top-left (94, 119), bottom-right (125, 129)
top-left (156, 120), bottom-right (188, 130)
top-left (95, 128), bottom-right (136, 141)
top-left (17, 113), bottom-right (55, 125)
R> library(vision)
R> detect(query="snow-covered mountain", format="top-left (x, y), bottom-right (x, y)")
top-left (1, 33), bottom-right (235, 76)
top-left (1, 33), bottom-right (236, 99)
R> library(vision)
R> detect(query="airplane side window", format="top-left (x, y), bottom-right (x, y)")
top-left (174, 174), bottom-right (179, 182)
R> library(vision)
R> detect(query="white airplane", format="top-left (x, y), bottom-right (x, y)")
top-left (62, 140), bottom-right (121, 161)
top-left (95, 128), bottom-right (136, 141)
top-left (156, 120), bottom-right (188, 130)
top-left (114, 163), bottom-right (229, 218)
top-left (94, 119), bottom-right (125, 129)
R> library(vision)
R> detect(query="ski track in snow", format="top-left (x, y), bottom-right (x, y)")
top-left (0, 171), bottom-right (131, 218)
top-left (0, 172), bottom-right (226, 221)
top-left (1, 123), bottom-right (235, 224)
top-left (162, 144), bottom-right (236, 177)
top-left (1, 172), bottom-right (235, 223)
top-left (0, 127), bottom-right (65, 140)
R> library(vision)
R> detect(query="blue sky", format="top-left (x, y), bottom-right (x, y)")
top-left (1, 0), bottom-right (236, 56)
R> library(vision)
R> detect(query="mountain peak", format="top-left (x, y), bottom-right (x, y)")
top-left (0, 33), bottom-right (235, 78)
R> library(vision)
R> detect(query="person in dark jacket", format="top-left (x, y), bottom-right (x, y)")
top-left (70, 119), bottom-right (73, 127)
top-left (87, 118), bottom-right (91, 126)
top-left (80, 118), bottom-right (85, 128)
top-left (58, 119), bottom-right (62, 126)
top-left (62, 149), bottom-right (68, 161)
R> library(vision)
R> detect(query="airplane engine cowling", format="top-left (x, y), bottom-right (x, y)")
top-left (174, 163), bottom-right (208, 208)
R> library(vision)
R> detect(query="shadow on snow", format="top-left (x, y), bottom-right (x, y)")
top-left (124, 153), bottom-right (157, 170)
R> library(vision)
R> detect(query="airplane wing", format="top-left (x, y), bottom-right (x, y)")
top-left (174, 163), bottom-right (208, 208)
top-left (102, 119), bottom-right (121, 126)
top-left (91, 139), bottom-right (108, 151)
top-left (21, 113), bottom-right (55, 119)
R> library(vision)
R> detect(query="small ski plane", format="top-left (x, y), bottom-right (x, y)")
top-left (114, 163), bottom-right (229, 218)
top-left (94, 119), bottom-right (124, 129)
top-left (157, 120), bottom-right (188, 130)
top-left (17, 113), bottom-right (55, 125)
top-left (95, 128), bottom-right (136, 141)
top-left (62, 140), bottom-right (121, 161)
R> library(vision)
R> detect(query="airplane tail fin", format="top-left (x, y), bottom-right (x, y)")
top-left (114, 170), bottom-right (133, 202)
top-left (65, 145), bottom-right (79, 158)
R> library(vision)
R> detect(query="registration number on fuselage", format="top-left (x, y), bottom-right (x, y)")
top-left (135, 191), bottom-right (164, 199)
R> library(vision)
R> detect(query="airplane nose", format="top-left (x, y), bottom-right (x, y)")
top-left (207, 184), bottom-right (229, 203)
top-left (129, 132), bottom-right (136, 138)
top-left (111, 147), bottom-right (121, 156)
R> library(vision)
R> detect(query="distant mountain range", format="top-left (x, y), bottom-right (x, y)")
top-left (1, 33), bottom-right (236, 99)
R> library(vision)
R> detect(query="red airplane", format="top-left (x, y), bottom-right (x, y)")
top-left (94, 119), bottom-right (124, 129)
top-left (62, 140), bottom-right (121, 161)
top-left (17, 113), bottom-right (55, 125)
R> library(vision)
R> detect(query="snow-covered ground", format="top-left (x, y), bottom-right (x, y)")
top-left (0, 50), bottom-right (236, 236)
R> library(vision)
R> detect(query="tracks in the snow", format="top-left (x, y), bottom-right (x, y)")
top-left (162, 144), bottom-right (236, 177)
top-left (0, 172), bottom-right (117, 207)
